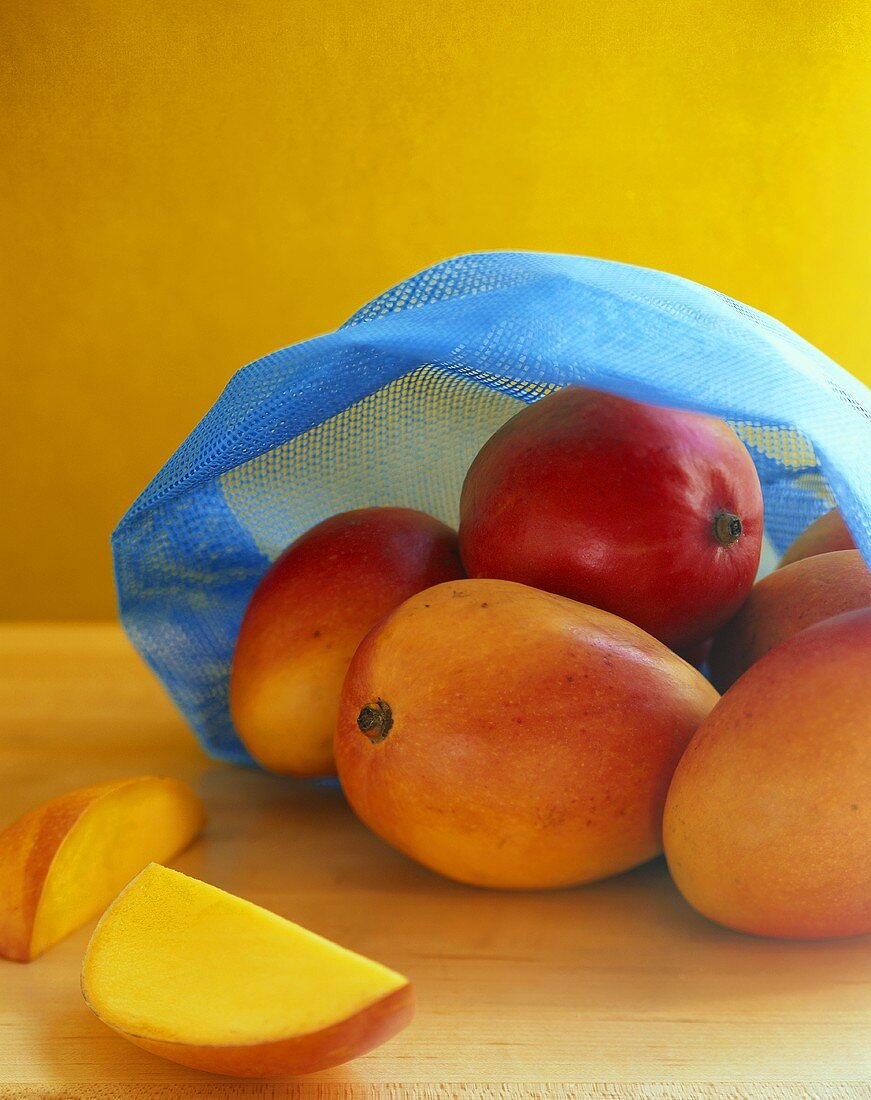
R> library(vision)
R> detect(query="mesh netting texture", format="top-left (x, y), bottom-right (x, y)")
top-left (112, 251), bottom-right (871, 765)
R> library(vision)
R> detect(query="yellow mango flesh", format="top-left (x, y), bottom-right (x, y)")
top-left (82, 863), bottom-right (409, 1046)
top-left (0, 776), bottom-right (204, 961)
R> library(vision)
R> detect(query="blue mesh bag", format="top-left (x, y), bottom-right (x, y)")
top-left (112, 251), bottom-right (871, 766)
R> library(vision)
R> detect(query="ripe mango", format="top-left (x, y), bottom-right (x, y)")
top-left (231, 507), bottom-right (463, 776)
top-left (335, 579), bottom-right (718, 889)
top-left (665, 607), bottom-right (871, 939)
top-left (709, 549), bottom-right (871, 690)
top-left (458, 387), bottom-right (763, 648)
top-left (780, 507), bottom-right (855, 567)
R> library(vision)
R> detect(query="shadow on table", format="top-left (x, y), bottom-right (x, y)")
top-left (184, 762), bottom-right (871, 1021)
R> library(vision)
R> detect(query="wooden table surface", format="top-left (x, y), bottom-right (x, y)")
top-left (1, 624), bottom-right (869, 1099)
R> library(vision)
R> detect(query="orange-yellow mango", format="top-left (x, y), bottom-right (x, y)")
top-left (664, 607), bottom-right (871, 939)
top-left (335, 579), bottom-right (719, 889)
top-left (709, 549), bottom-right (871, 690)
top-left (780, 507), bottom-right (855, 567)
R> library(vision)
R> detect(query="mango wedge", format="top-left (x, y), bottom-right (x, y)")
top-left (81, 864), bottom-right (413, 1077)
top-left (0, 776), bottom-right (204, 961)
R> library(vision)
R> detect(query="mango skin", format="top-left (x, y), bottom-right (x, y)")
top-left (780, 507), bottom-right (855, 567)
top-left (230, 507), bottom-right (464, 776)
top-left (709, 550), bottom-right (871, 690)
top-left (664, 607), bottom-right (871, 940)
top-left (0, 785), bottom-right (99, 961)
top-left (104, 985), bottom-right (414, 1078)
top-left (335, 579), bottom-right (719, 889)
top-left (458, 386), bottom-right (763, 649)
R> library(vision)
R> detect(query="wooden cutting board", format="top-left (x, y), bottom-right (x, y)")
top-left (0, 623), bottom-right (868, 1099)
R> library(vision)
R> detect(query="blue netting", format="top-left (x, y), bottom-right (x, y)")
top-left (112, 252), bottom-right (871, 765)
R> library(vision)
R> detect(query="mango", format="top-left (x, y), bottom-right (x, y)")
top-left (709, 550), bottom-right (871, 690)
top-left (458, 386), bottom-right (763, 648)
top-left (780, 507), bottom-right (855, 567)
top-left (231, 507), bottom-right (463, 776)
top-left (0, 777), bottom-right (204, 961)
top-left (82, 864), bottom-right (413, 1077)
top-left (335, 579), bottom-right (718, 889)
top-left (664, 607), bottom-right (871, 939)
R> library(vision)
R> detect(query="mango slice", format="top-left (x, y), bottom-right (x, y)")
top-left (0, 776), bottom-right (204, 961)
top-left (81, 863), bottom-right (414, 1077)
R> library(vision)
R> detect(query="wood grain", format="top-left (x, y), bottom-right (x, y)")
top-left (0, 624), bottom-right (869, 1098)
top-left (7, 1087), bottom-right (870, 1100)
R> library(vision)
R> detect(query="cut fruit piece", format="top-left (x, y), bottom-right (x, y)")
top-left (81, 863), bottom-right (414, 1078)
top-left (0, 776), bottom-right (204, 962)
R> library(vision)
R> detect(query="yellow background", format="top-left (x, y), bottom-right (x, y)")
top-left (2, 1), bottom-right (869, 619)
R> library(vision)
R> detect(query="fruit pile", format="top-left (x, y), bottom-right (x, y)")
top-left (230, 386), bottom-right (870, 936)
top-left (1, 385), bottom-right (867, 1080)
